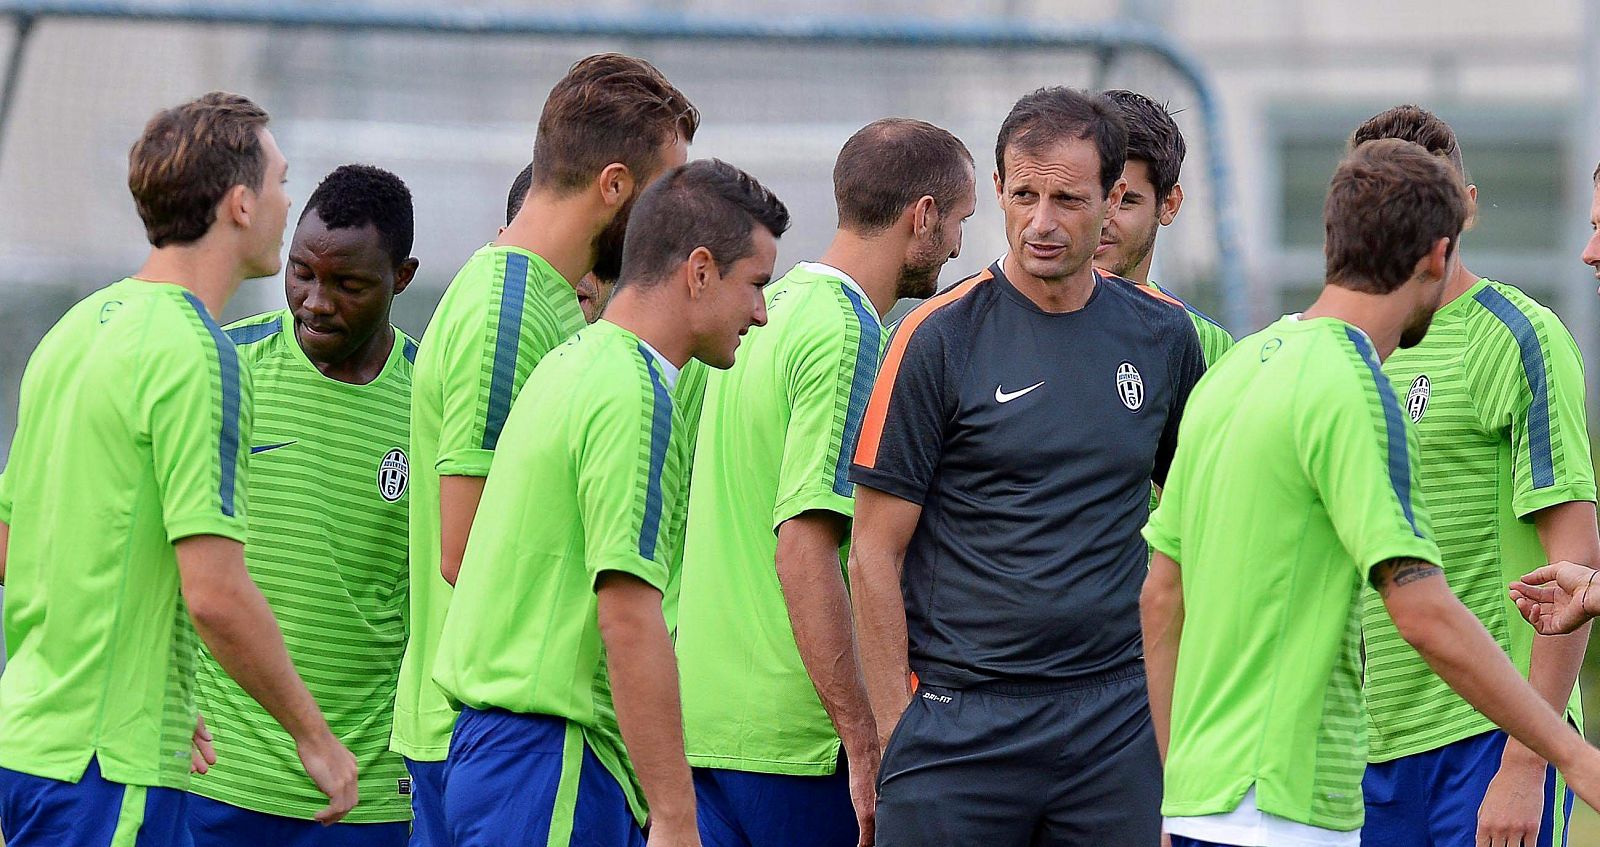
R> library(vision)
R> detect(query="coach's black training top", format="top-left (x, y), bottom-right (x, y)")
top-left (850, 259), bottom-right (1206, 687)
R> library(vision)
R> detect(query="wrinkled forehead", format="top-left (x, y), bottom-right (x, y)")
top-left (1000, 136), bottom-right (1102, 188)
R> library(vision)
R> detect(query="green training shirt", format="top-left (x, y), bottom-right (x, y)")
top-left (0, 278), bottom-right (250, 789)
top-left (1148, 280), bottom-right (1234, 366)
top-left (677, 263), bottom-right (886, 775)
top-left (1365, 280), bottom-right (1593, 762)
top-left (431, 320), bottom-right (690, 825)
top-left (190, 310), bottom-right (414, 821)
top-left (390, 245), bottom-right (585, 761)
top-left (1144, 316), bottom-right (1440, 832)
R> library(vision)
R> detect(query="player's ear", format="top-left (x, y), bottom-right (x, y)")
top-left (221, 183), bottom-right (253, 230)
top-left (908, 195), bottom-right (937, 240)
top-left (1417, 236), bottom-right (1453, 283)
top-left (684, 245), bottom-right (717, 300)
top-left (597, 162), bottom-right (635, 209)
top-left (1160, 183), bottom-right (1184, 226)
top-left (993, 169), bottom-right (1004, 201)
top-left (393, 258), bottom-right (419, 295)
top-left (1462, 184), bottom-right (1479, 231)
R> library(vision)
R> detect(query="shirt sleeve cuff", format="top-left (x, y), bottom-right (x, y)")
top-left (847, 466), bottom-right (927, 506)
top-left (1360, 537), bottom-right (1444, 578)
top-left (1513, 482), bottom-right (1600, 519)
top-left (772, 487), bottom-right (854, 533)
top-left (166, 514), bottom-right (249, 545)
top-left (1141, 523), bottom-right (1181, 563)
top-left (437, 448), bottom-right (494, 478)
top-left (589, 554), bottom-right (670, 594)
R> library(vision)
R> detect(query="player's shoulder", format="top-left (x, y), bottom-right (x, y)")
top-left (1465, 279), bottom-right (1574, 346)
top-left (396, 326), bottom-right (421, 368)
top-left (223, 310), bottom-right (290, 364)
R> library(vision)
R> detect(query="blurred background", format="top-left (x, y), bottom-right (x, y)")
top-left (1, 0), bottom-right (1599, 836)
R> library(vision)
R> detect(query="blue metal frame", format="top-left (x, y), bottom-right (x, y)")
top-left (0, 0), bottom-right (1247, 329)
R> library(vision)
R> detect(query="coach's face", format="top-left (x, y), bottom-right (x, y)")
top-left (692, 227), bottom-right (777, 369)
top-left (997, 137), bottom-right (1125, 283)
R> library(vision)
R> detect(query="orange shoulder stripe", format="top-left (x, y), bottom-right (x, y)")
top-left (853, 269), bottom-right (992, 470)
top-left (1127, 278), bottom-right (1185, 309)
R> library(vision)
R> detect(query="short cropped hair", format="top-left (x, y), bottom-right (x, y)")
top-left (618, 159), bottom-right (790, 287)
top-left (532, 54), bottom-right (700, 194)
top-left (995, 87), bottom-right (1127, 197)
top-left (128, 91), bottom-right (270, 247)
top-left (506, 162), bottom-right (533, 225)
top-left (1103, 89), bottom-right (1186, 201)
top-left (833, 118), bottom-right (973, 233)
top-left (1324, 139), bottom-right (1469, 294)
top-left (1350, 105), bottom-right (1465, 178)
top-left (301, 164), bottom-right (415, 267)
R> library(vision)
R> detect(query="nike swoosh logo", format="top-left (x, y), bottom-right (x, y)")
top-left (994, 382), bottom-right (1045, 403)
top-left (250, 441), bottom-right (297, 455)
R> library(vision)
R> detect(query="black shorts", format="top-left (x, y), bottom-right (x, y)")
top-left (875, 663), bottom-right (1162, 847)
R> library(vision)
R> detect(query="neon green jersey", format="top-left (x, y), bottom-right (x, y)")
top-left (1148, 280), bottom-right (1233, 366)
top-left (189, 310), bottom-right (413, 821)
top-left (391, 245), bottom-right (585, 761)
top-left (1365, 280), bottom-right (1593, 762)
top-left (662, 357), bottom-right (709, 632)
top-left (677, 264), bottom-right (886, 775)
top-left (0, 278), bottom-right (250, 789)
top-left (432, 320), bottom-right (690, 825)
top-left (1145, 316), bottom-right (1440, 832)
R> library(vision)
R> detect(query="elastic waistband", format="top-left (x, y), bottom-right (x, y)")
top-left (923, 661), bottom-right (1146, 696)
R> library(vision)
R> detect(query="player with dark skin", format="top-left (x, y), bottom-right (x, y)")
top-left (286, 209), bottom-right (418, 385)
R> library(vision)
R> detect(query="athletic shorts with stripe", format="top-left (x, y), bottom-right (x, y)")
top-left (0, 756), bottom-right (191, 847)
top-left (442, 708), bottom-right (644, 847)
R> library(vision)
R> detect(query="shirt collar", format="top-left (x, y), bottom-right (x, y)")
top-left (798, 261), bottom-right (872, 307)
top-left (636, 336), bottom-right (680, 391)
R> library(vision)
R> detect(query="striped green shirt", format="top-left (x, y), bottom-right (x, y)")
top-left (432, 319), bottom-right (691, 826)
top-left (1365, 279), bottom-right (1594, 762)
top-left (190, 310), bottom-right (414, 821)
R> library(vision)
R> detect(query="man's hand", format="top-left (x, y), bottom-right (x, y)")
top-left (1477, 752), bottom-right (1545, 847)
top-left (644, 820), bottom-right (702, 847)
top-left (1510, 561), bottom-right (1599, 635)
top-left (190, 714), bottom-right (216, 774)
top-left (296, 731), bottom-right (359, 824)
top-left (849, 751), bottom-right (879, 847)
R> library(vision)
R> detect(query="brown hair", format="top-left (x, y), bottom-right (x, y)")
top-left (1103, 89), bottom-right (1186, 201)
top-left (1324, 138), bottom-right (1469, 294)
top-left (1350, 104), bottom-right (1465, 178)
top-left (532, 54), bottom-right (700, 194)
top-left (618, 159), bottom-right (790, 289)
top-left (128, 91), bottom-right (270, 247)
top-left (833, 118), bottom-right (973, 233)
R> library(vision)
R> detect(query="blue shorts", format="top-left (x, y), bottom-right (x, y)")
top-left (404, 758), bottom-right (448, 847)
top-left (693, 759), bottom-right (857, 847)
top-left (1172, 838), bottom-right (1234, 847)
top-left (442, 707), bottom-right (644, 847)
top-left (1362, 729), bottom-right (1574, 847)
top-left (187, 794), bottom-right (408, 847)
top-left (0, 756), bottom-right (191, 847)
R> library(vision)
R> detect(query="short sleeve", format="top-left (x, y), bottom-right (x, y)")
top-left (437, 257), bottom-right (578, 478)
top-left (144, 315), bottom-right (251, 544)
top-left (1303, 336), bottom-right (1440, 576)
top-left (1486, 309), bottom-right (1597, 517)
top-left (1143, 445), bottom-right (1186, 564)
top-left (0, 468), bottom-right (13, 524)
top-left (773, 292), bottom-right (884, 529)
top-left (1152, 320), bottom-right (1208, 486)
top-left (848, 313), bottom-right (951, 505)
top-left (577, 357), bottom-right (675, 594)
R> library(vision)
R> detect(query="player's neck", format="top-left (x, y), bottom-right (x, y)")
top-left (604, 288), bottom-right (692, 369)
top-left (1437, 261), bottom-right (1481, 307)
top-left (817, 231), bottom-right (905, 318)
top-left (1122, 249), bottom-right (1156, 286)
top-left (1003, 253), bottom-right (1097, 314)
top-left (496, 191), bottom-right (601, 287)
top-left (133, 242), bottom-right (249, 319)
top-left (1302, 286), bottom-right (1409, 362)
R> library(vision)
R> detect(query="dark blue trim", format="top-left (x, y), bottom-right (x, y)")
top-left (1345, 326), bottom-right (1421, 537)
top-left (1474, 287), bottom-right (1555, 489)
top-left (834, 285), bottom-right (882, 496)
top-left (637, 345), bottom-right (674, 561)
top-left (249, 441), bottom-right (296, 455)
top-left (223, 319), bottom-right (282, 345)
top-left (402, 337), bottom-right (419, 364)
top-left (183, 292), bottom-right (242, 517)
top-left (482, 252), bottom-right (530, 450)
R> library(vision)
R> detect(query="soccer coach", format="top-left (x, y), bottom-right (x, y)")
top-left (847, 87), bottom-right (1206, 846)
